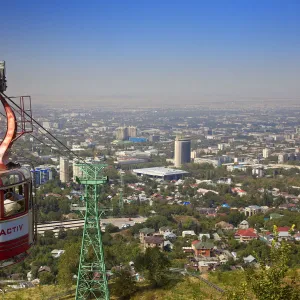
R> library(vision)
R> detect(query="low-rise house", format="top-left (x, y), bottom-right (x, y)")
top-left (244, 205), bottom-right (262, 217)
top-left (182, 247), bottom-right (194, 254)
top-left (182, 230), bottom-right (196, 237)
top-left (198, 261), bottom-right (210, 273)
top-left (231, 187), bottom-right (247, 196)
top-left (192, 240), bottom-right (214, 257)
top-left (199, 233), bottom-right (210, 241)
top-left (164, 232), bottom-right (177, 240)
top-left (235, 228), bottom-right (258, 242)
top-left (243, 255), bottom-right (256, 264)
top-left (139, 228), bottom-right (155, 243)
top-left (238, 220), bottom-right (249, 229)
top-left (215, 221), bottom-right (234, 230)
top-left (277, 227), bottom-right (292, 240)
top-left (185, 262), bottom-right (199, 272)
top-left (159, 226), bottom-right (172, 235)
top-left (144, 236), bottom-right (164, 251)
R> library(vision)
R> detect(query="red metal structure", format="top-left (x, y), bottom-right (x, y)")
top-left (0, 61), bottom-right (35, 267)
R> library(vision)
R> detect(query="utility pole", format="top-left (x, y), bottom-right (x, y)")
top-left (75, 163), bottom-right (110, 300)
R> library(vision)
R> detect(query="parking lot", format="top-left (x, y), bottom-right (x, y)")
top-left (100, 216), bottom-right (147, 229)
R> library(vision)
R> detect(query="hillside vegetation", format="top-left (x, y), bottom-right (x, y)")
top-left (131, 277), bottom-right (222, 300)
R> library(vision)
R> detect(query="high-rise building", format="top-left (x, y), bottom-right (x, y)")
top-left (128, 126), bottom-right (137, 138)
top-left (278, 153), bottom-right (288, 164)
top-left (115, 126), bottom-right (138, 140)
top-left (174, 137), bottom-right (191, 168)
top-left (60, 157), bottom-right (70, 183)
top-left (116, 127), bottom-right (129, 140)
top-left (42, 121), bottom-right (51, 129)
top-left (149, 135), bottom-right (160, 142)
top-left (218, 143), bottom-right (229, 151)
top-left (263, 148), bottom-right (270, 158)
top-left (191, 150), bottom-right (197, 159)
top-left (73, 160), bottom-right (83, 180)
top-left (31, 167), bottom-right (53, 186)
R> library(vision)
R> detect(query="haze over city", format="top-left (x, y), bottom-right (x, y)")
top-left (1, 0), bottom-right (300, 106)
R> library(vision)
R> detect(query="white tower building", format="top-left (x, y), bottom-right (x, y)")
top-left (59, 157), bottom-right (70, 183)
top-left (174, 137), bottom-right (191, 168)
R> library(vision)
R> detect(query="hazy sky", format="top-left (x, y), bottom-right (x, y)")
top-left (2, 0), bottom-right (300, 105)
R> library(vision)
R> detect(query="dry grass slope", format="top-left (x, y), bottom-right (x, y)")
top-left (131, 277), bottom-right (222, 300)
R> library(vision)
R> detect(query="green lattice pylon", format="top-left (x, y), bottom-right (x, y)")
top-left (75, 163), bottom-right (110, 300)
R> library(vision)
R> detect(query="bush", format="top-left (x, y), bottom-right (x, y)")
top-left (105, 223), bottom-right (120, 233)
top-left (112, 268), bottom-right (137, 299)
top-left (39, 272), bottom-right (55, 285)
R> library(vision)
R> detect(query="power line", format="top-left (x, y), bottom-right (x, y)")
top-left (0, 93), bottom-right (100, 176)
top-left (0, 93), bottom-right (107, 186)
top-left (1, 92), bottom-right (89, 165)
top-left (0, 111), bottom-right (69, 159)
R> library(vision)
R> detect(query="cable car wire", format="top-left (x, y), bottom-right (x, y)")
top-left (0, 94), bottom-right (101, 177)
top-left (1, 92), bottom-right (92, 167)
top-left (0, 111), bottom-right (71, 159)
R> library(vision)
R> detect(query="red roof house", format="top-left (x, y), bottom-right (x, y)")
top-left (235, 228), bottom-right (257, 242)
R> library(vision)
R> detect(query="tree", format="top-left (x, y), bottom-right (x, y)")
top-left (112, 268), bottom-right (137, 299)
top-left (123, 173), bottom-right (138, 184)
top-left (105, 223), bottom-right (119, 233)
top-left (247, 214), bottom-right (265, 229)
top-left (228, 211), bottom-right (244, 227)
top-left (134, 248), bottom-right (170, 287)
top-left (144, 215), bottom-right (170, 231)
top-left (58, 242), bottom-right (81, 287)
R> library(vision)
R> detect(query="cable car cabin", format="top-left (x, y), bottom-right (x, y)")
top-left (0, 167), bottom-right (34, 267)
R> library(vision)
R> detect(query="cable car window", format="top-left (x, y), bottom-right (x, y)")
top-left (0, 173), bottom-right (23, 187)
top-left (4, 185), bottom-right (25, 217)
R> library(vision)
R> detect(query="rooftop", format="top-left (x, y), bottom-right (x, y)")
top-left (133, 167), bottom-right (188, 177)
top-left (235, 229), bottom-right (257, 237)
top-left (140, 228), bottom-right (155, 234)
top-left (194, 241), bottom-right (214, 250)
top-left (144, 236), bottom-right (164, 244)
